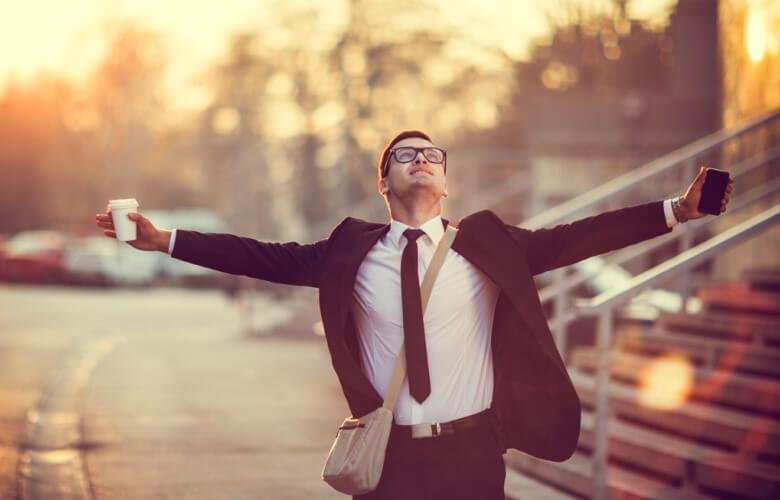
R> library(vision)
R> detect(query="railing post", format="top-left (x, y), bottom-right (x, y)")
top-left (592, 308), bottom-right (614, 500)
top-left (552, 267), bottom-right (568, 355)
top-left (678, 158), bottom-right (698, 305)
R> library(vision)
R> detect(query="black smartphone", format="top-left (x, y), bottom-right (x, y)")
top-left (698, 168), bottom-right (730, 215)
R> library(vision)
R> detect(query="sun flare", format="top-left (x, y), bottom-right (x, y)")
top-left (637, 353), bottom-right (694, 410)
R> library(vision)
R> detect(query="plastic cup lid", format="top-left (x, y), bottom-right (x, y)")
top-left (109, 198), bottom-right (139, 209)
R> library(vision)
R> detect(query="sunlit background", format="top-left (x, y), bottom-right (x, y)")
top-left (2, 0), bottom-right (695, 241)
top-left (1, 0), bottom-right (775, 244)
top-left (1, 1), bottom-right (780, 498)
top-left (0, 0), bottom-right (677, 112)
top-left (0, 0), bottom-right (777, 341)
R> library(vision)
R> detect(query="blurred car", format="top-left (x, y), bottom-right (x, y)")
top-left (62, 236), bottom-right (119, 287)
top-left (62, 235), bottom-right (158, 287)
top-left (0, 233), bottom-right (8, 260)
top-left (146, 208), bottom-right (232, 288)
top-left (64, 207), bottom-right (231, 289)
top-left (0, 230), bottom-right (70, 284)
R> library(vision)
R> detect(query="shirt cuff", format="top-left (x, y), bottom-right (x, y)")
top-left (167, 228), bottom-right (177, 255)
top-left (663, 199), bottom-right (678, 228)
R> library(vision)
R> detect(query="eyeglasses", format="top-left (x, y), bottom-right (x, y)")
top-left (383, 147), bottom-right (447, 177)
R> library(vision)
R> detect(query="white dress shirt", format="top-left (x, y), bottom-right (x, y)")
top-left (167, 200), bottom-right (679, 425)
top-left (351, 214), bottom-right (501, 425)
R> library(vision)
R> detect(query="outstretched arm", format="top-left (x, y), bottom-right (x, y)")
top-left (504, 167), bottom-right (733, 276)
top-left (95, 208), bottom-right (346, 288)
top-left (507, 200), bottom-right (672, 276)
top-left (168, 227), bottom-right (341, 288)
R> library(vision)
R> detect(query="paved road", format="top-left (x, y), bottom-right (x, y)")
top-left (0, 284), bottom-right (347, 499)
top-left (0, 283), bottom-right (560, 500)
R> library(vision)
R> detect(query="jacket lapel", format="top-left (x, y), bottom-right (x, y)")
top-left (327, 216), bottom-right (450, 334)
top-left (318, 221), bottom-right (391, 405)
top-left (320, 216), bottom-right (452, 407)
top-left (451, 214), bottom-right (563, 363)
top-left (336, 222), bottom-right (391, 326)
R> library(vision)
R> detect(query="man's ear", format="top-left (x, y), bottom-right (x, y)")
top-left (378, 178), bottom-right (389, 194)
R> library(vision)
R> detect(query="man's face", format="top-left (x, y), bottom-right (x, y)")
top-left (378, 137), bottom-right (448, 202)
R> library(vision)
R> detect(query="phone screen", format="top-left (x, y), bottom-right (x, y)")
top-left (698, 168), bottom-right (730, 215)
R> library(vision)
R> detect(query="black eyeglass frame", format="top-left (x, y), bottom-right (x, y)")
top-left (382, 146), bottom-right (447, 178)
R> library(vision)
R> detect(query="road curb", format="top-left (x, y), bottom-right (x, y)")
top-left (18, 335), bottom-right (119, 500)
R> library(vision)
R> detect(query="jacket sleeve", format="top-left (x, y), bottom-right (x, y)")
top-left (502, 200), bottom-right (672, 276)
top-left (170, 218), bottom-right (349, 288)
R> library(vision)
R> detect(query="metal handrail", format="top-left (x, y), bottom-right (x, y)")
top-left (537, 146), bottom-right (780, 306)
top-left (576, 204), bottom-right (780, 500)
top-left (522, 108), bottom-right (780, 230)
top-left (542, 173), bottom-right (780, 320)
top-left (578, 205), bottom-right (780, 313)
top-left (509, 107), bottom-right (779, 500)
top-left (528, 108), bottom-right (780, 352)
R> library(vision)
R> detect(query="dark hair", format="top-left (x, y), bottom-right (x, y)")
top-left (378, 129), bottom-right (433, 179)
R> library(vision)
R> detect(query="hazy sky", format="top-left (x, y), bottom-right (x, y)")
top-left (0, 0), bottom-right (677, 112)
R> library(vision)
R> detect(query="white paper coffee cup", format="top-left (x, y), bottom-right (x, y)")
top-left (109, 198), bottom-right (139, 242)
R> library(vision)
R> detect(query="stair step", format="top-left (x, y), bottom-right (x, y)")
top-left (658, 311), bottom-right (780, 346)
top-left (570, 369), bottom-right (780, 461)
top-left (698, 283), bottom-right (780, 317)
top-left (504, 450), bottom-right (718, 500)
top-left (576, 409), bottom-right (780, 497)
top-left (571, 349), bottom-right (780, 416)
top-left (743, 268), bottom-right (780, 292)
top-left (620, 330), bottom-right (780, 378)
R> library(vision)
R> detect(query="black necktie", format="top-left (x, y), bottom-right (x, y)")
top-left (401, 228), bottom-right (431, 403)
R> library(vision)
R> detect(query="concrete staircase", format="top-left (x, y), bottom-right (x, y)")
top-left (505, 269), bottom-right (780, 499)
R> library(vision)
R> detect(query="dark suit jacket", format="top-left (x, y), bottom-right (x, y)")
top-left (171, 200), bottom-right (672, 461)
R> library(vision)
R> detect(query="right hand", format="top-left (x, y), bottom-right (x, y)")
top-left (94, 206), bottom-right (167, 252)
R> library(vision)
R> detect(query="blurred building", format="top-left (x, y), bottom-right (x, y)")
top-left (516, 0), bottom-right (720, 213)
top-left (712, 0), bottom-right (780, 279)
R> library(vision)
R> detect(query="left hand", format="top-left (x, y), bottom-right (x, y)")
top-left (680, 166), bottom-right (734, 220)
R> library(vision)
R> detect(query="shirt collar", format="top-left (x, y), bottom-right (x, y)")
top-left (388, 214), bottom-right (445, 250)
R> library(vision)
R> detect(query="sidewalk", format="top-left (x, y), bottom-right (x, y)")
top-left (81, 289), bottom-right (349, 499)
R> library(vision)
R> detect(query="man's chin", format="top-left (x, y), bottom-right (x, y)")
top-left (399, 183), bottom-right (442, 197)
top-left (407, 180), bottom-right (436, 189)
top-left (408, 175), bottom-right (436, 185)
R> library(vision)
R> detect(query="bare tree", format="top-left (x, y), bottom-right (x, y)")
top-left (88, 22), bottom-right (167, 198)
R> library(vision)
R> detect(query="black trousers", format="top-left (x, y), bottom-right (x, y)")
top-left (354, 411), bottom-right (506, 500)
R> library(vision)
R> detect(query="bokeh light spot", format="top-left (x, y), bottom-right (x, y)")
top-left (746, 7), bottom-right (767, 63)
top-left (637, 352), bottom-right (694, 410)
top-left (212, 106), bottom-right (240, 135)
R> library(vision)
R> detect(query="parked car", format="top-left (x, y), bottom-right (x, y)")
top-left (0, 230), bottom-right (70, 284)
top-left (62, 235), bottom-right (158, 287)
top-left (64, 207), bottom-right (231, 289)
top-left (0, 233), bottom-right (8, 260)
top-left (148, 208), bottom-right (231, 288)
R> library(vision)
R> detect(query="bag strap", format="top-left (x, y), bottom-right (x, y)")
top-left (382, 224), bottom-right (458, 410)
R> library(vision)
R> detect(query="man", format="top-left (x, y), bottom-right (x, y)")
top-left (95, 130), bottom-right (732, 499)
